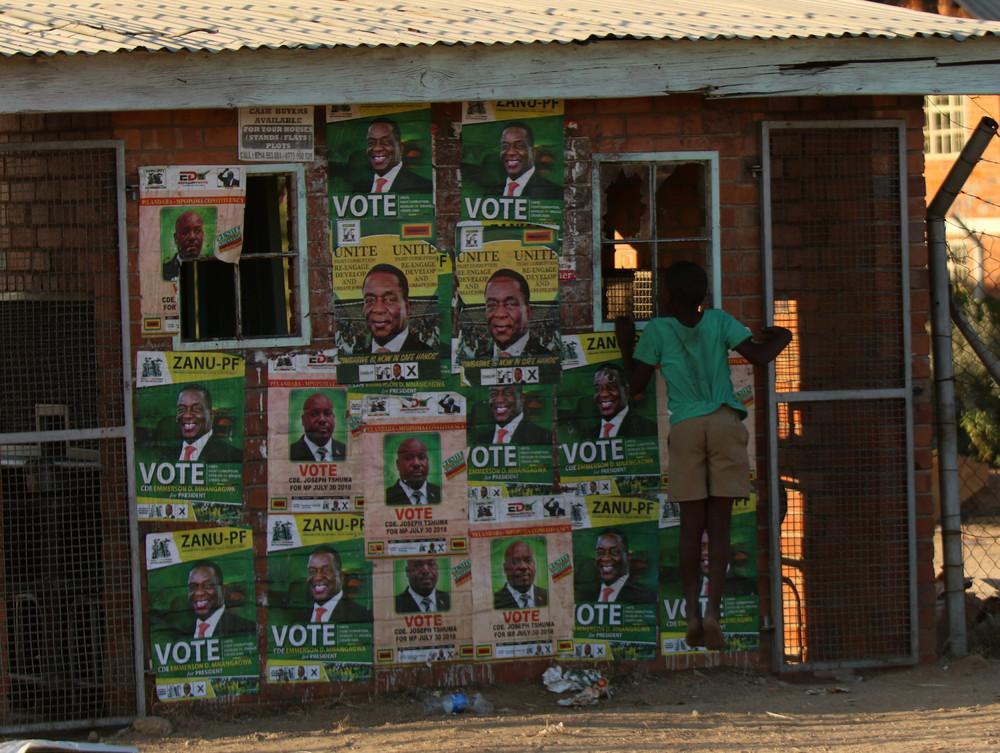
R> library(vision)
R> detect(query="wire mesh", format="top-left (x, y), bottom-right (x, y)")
top-left (766, 124), bottom-right (913, 667)
top-left (941, 126), bottom-right (1000, 655)
top-left (0, 145), bottom-right (136, 728)
top-left (776, 399), bottom-right (912, 664)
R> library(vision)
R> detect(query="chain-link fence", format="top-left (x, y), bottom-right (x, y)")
top-left (936, 111), bottom-right (1000, 657)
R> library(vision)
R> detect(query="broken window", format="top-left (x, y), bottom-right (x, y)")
top-left (595, 154), bottom-right (717, 326)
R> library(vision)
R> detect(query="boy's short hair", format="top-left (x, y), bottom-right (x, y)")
top-left (666, 261), bottom-right (708, 307)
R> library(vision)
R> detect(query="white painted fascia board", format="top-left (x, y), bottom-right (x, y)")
top-left (1, 36), bottom-right (998, 113)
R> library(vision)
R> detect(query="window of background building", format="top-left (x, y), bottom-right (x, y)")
top-left (178, 164), bottom-right (310, 348)
top-left (592, 152), bottom-right (720, 329)
top-left (924, 95), bottom-right (967, 156)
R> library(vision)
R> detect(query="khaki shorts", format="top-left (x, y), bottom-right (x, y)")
top-left (668, 405), bottom-right (751, 501)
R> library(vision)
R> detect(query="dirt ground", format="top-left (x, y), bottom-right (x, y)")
top-left (101, 655), bottom-right (1000, 753)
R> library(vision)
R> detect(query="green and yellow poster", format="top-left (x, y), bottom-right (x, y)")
top-left (331, 221), bottom-right (442, 384)
top-left (571, 497), bottom-right (660, 661)
top-left (145, 526), bottom-right (257, 701)
top-left (658, 497), bottom-right (759, 654)
top-left (266, 513), bottom-right (373, 684)
top-left (558, 332), bottom-right (662, 497)
top-left (455, 222), bottom-right (561, 385)
top-left (327, 104), bottom-right (434, 221)
top-left (460, 101), bottom-right (563, 231)
top-left (465, 383), bottom-right (555, 492)
top-left (134, 351), bottom-right (244, 523)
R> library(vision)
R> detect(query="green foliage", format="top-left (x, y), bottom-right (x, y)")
top-left (952, 285), bottom-right (1000, 467)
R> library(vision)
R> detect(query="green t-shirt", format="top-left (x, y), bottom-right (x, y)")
top-left (633, 309), bottom-right (751, 425)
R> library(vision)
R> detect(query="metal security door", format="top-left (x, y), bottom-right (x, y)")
top-left (762, 122), bottom-right (917, 671)
top-left (0, 142), bottom-right (140, 730)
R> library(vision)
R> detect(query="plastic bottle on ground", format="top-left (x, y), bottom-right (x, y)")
top-left (423, 691), bottom-right (493, 714)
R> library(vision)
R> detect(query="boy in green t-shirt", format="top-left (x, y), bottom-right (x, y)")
top-left (618, 261), bottom-right (791, 650)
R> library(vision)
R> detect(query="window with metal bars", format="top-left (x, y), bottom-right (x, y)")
top-left (593, 153), bottom-right (719, 328)
top-left (178, 166), bottom-right (308, 346)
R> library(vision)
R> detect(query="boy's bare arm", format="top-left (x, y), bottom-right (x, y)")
top-left (734, 326), bottom-right (793, 367)
top-left (614, 316), bottom-right (655, 398)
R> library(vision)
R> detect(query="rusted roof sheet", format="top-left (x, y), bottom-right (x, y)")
top-left (0, 0), bottom-right (998, 57)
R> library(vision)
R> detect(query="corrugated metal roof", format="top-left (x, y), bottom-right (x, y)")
top-left (0, 0), bottom-right (998, 57)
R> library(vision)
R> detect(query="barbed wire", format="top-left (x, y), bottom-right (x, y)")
top-left (945, 218), bottom-right (1000, 245)
top-left (960, 190), bottom-right (1000, 212)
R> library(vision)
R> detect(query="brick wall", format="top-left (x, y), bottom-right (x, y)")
top-left (0, 93), bottom-right (936, 706)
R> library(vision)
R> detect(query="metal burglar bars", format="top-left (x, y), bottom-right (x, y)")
top-left (762, 122), bottom-right (916, 670)
top-left (0, 142), bottom-right (139, 730)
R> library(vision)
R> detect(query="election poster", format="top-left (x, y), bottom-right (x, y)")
top-left (138, 165), bottom-right (246, 335)
top-left (570, 497), bottom-right (660, 661)
top-left (267, 357), bottom-right (359, 514)
top-left (327, 104), bottom-right (434, 222)
top-left (658, 496), bottom-right (759, 655)
top-left (265, 513), bottom-right (373, 684)
top-left (145, 526), bottom-right (257, 702)
top-left (357, 392), bottom-right (469, 558)
top-left (134, 351), bottom-right (244, 523)
top-left (469, 515), bottom-right (575, 662)
top-left (332, 219), bottom-right (442, 384)
top-left (373, 555), bottom-right (474, 666)
top-left (459, 100), bottom-right (563, 233)
top-left (465, 383), bottom-right (555, 494)
top-left (454, 221), bottom-right (561, 385)
top-left (558, 332), bottom-right (662, 499)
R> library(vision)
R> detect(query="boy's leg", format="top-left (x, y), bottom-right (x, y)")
top-left (679, 499), bottom-right (707, 645)
top-left (702, 496), bottom-right (734, 649)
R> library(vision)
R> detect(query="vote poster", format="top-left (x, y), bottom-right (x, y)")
top-left (267, 359), bottom-right (358, 514)
top-left (138, 165), bottom-right (246, 335)
top-left (357, 392), bottom-right (469, 558)
top-left (327, 104), bottom-right (434, 221)
top-left (459, 101), bottom-right (563, 232)
top-left (372, 555), bottom-right (474, 666)
top-left (265, 513), bottom-right (373, 684)
top-left (331, 219), bottom-right (442, 384)
top-left (465, 383), bottom-right (555, 493)
top-left (469, 504), bottom-right (574, 661)
top-left (558, 332), bottom-right (662, 498)
top-left (570, 497), bottom-right (660, 661)
top-left (145, 526), bottom-right (257, 702)
top-left (134, 351), bottom-right (244, 523)
top-left (454, 221), bottom-right (561, 385)
top-left (658, 496), bottom-right (759, 655)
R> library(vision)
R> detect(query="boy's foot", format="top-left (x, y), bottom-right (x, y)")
top-left (702, 616), bottom-right (726, 651)
top-left (685, 618), bottom-right (704, 648)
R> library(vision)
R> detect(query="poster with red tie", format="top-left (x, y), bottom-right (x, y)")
top-left (145, 526), bottom-right (258, 702)
top-left (469, 502), bottom-right (574, 661)
top-left (557, 332), bottom-right (662, 499)
top-left (357, 391), bottom-right (469, 558)
top-left (372, 555), bottom-right (474, 666)
top-left (331, 220), bottom-right (443, 385)
top-left (326, 104), bottom-right (434, 222)
top-left (134, 351), bottom-right (244, 523)
top-left (459, 101), bottom-right (564, 237)
top-left (465, 383), bottom-right (555, 494)
top-left (569, 496), bottom-right (659, 661)
top-left (266, 354), bottom-right (358, 513)
top-left (454, 221), bottom-right (561, 386)
top-left (265, 512), bottom-right (373, 684)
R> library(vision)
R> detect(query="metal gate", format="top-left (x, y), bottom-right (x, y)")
top-left (0, 142), bottom-right (139, 730)
top-left (762, 122), bottom-right (917, 671)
